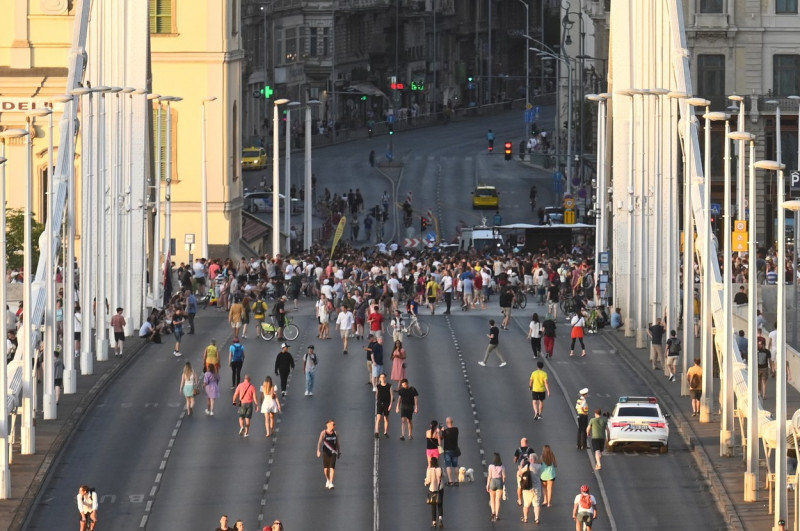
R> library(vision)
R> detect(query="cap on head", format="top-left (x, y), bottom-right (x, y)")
top-left (281, 342), bottom-right (289, 348)
top-left (579, 387), bottom-right (589, 395)
top-left (308, 344), bottom-right (315, 349)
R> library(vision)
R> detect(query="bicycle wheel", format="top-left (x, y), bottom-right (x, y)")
top-left (517, 292), bottom-right (527, 309)
top-left (259, 324), bottom-right (276, 341)
top-left (284, 324), bottom-right (300, 341)
top-left (412, 320), bottom-right (430, 338)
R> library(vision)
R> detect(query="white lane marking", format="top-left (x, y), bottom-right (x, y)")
top-left (140, 515), bottom-right (148, 528)
top-left (512, 315), bottom-right (619, 531)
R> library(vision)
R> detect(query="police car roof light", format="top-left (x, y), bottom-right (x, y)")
top-left (618, 396), bottom-right (658, 404)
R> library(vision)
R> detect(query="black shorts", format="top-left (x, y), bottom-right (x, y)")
top-left (54, 378), bottom-right (63, 387)
top-left (690, 389), bottom-right (702, 400)
top-left (427, 296), bottom-right (436, 304)
top-left (376, 402), bottom-right (390, 417)
top-left (114, 331), bottom-right (125, 343)
top-left (74, 332), bottom-right (81, 340)
top-left (322, 452), bottom-right (337, 469)
top-left (531, 391), bottom-right (546, 401)
top-left (400, 405), bottom-right (414, 420)
top-left (591, 438), bottom-right (605, 452)
top-left (195, 277), bottom-right (206, 286)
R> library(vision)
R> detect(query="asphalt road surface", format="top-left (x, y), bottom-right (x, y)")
top-left (25, 113), bottom-right (724, 530)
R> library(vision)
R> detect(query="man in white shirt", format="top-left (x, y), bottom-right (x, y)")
top-left (441, 271), bottom-right (454, 314)
top-left (335, 304), bottom-right (354, 355)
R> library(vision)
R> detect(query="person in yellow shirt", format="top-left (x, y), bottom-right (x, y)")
top-left (529, 361), bottom-right (550, 420)
top-left (425, 276), bottom-right (440, 315)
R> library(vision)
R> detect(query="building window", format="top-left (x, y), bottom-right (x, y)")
top-left (322, 28), bottom-right (330, 57)
top-left (777, 0), bottom-right (798, 14)
top-left (774, 54), bottom-right (800, 96)
top-left (309, 28), bottom-right (318, 57)
top-left (697, 55), bottom-right (725, 99)
top-left (285, 28), bottom-right (297, 63)
top-left (699, 0), bottom-right (723, 13)
top-left (149, 0), bottom-right (174, 34)
top-left (231, 0), bottom-right (238, 35)
top-left (151, 104), bottom-right (178, 181)
top-left (274, 29), bottom-right (283, 66)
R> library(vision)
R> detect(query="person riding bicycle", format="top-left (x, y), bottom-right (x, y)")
top-left (573, 484), bottom-right (597, 531)
top-left (487, 129), bottom-right (496, 149)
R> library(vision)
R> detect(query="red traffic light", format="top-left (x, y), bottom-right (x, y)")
top-left (504, 142), bottom-right (512, 152)
top-left (391, 82), bottom-right (405, 90)
top-left (504, 141), bottom-right (513, 161)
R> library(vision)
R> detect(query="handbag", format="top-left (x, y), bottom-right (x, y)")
top-left (426, 491), bottom-right (439, 505)
top-left (454, 446), bottom-right (461, 457)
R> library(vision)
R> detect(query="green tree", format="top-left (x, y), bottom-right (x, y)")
top-left (6, 208), bottom-right (45, 271)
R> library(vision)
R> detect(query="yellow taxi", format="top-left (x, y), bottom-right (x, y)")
top-left (471, 185), bottom-right (499, 209)
top-left (241, 147), bottom-right (268, 171)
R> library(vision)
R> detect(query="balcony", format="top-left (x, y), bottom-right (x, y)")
top-left (756, 95), bottom-right (800, 114)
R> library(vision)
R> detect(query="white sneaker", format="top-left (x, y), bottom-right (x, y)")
top-left (329, 482), bottom-right (334, 489)
top-left (209, 411), bottom-right (214, 416)
top-left (499, 362), bottom-right (507, 367)
top-left (326, 480), bottom-right (331, 489)
top-left (372, 387), bottom-right (377, 392)
top-left (478, 361), bottom-right (486, 367)
top-left (173, 351), bottom-right (182, 357)
top-left (305, 391), bottom-right (310, 396)
top-left (204, 409), bottom-right (210, 415)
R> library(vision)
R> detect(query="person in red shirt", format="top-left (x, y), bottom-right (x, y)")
top-left (368, 305), bottom-right (384, 339)
top-left (232, 374), bottom-right (259, 437)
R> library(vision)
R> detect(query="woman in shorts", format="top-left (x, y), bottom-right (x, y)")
top-left (425, 420), bottom-right (442, 464)
top-left (261, 375), bottom-right (281, 437)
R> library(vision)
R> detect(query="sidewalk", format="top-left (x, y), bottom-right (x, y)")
top-left (603, 327), bottom-right (794, 531)
top-left (0, 340), bottom-right (148, 531)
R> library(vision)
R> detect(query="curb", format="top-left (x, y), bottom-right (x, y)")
top-left (11, 340), bottom-right (150, 531)
top-left (601, 331), bottom-right (746, 531)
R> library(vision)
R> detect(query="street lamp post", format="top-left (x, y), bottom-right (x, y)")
top-left (304, 100), bottom-right (320, 251)
top-left (667, 91), bottom-right (687, 345)
top-left (272, 98), bottom-right (289, 256)
top-left (201, 96), bottom-right (217, 260)
top-left (586, 93), bottom-right (609, 305)
top-left (718, 112), bottom-right (735, 456)
top-left (729, 130), bottom-right (757, 501)
top-left (93, 86), bottom-right (110, 363)
top-left (616, 89), bottom-right (637, 338)
top-left (147, 94), bottom-right (162, 308)
top-left (128, 89), bottom-right (148, 333)
top-left (285, 101), bottom-right (300, 253)
top-left (162, 96), bottom-right (182, 301)
top-left (787, 95), bottom-right (800, 349)
top-left (0, 128), bottom-right (28, 497)
top-left (518, 0), bottom-right (530, 141)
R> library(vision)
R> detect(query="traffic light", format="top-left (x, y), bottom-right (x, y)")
top-left (504, 141), bottom-right (513, 161)
top-left (259, 85), bottom-right (274, 99)
top-left (388, 123), bottom-right (394, 135)
top-left (360, 95), bottom-right (368, 101)
top-left (421, 216), bottom-right (428, 231)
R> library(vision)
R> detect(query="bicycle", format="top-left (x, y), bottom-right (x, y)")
top-left (259, 314), bottom-right (300, 341)
top-left (560, 296), bottom-right (579, 316)
top-left (402, 313), bottom-right (430, 338)
top-left (511, 288), bottom-right (527, 309)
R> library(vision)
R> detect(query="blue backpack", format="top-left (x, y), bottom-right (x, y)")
top-left (231, 343), bottom-right (244, 362)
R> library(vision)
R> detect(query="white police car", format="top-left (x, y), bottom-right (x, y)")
top-left (607, 396), bottom-right (670, 453)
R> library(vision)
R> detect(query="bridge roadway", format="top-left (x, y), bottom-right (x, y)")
top-left (21, 298), bottom-right (723, 530)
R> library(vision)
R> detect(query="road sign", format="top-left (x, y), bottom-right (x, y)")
top-left (524, 110), bottom-right (535, 123)
top-left (184, 233), bottom-right (195, 244)
top-left (733, 231), bottom-right (748, 252)
top-left (791, 170), bottom-right (800, 189)
top-left (710, 203), bottom-right (721, 215)
top-left (734, 220), bottom-right (747, 232)
top-left (563, 196), bottom-right (575, 209)
top-left (387, 114), bottom-right (395, 124)
top-left (402, 238), bottom-right (422, 248)
top-left (535, 106), bottom-right (540, 113)
top-left (426, 231), bottom-right (436, 242)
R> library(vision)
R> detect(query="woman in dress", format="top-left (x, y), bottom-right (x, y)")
top-left (539, 444), bottom-right (558, 507)
top-left (424, 455), bottom-right (445, 529)
top-left (425, 420), bottom-right (442, 465)
top-left (261, 375), bottom-right (282, 437)
top-left (316, 294), bottom-right (330, 339)
top-left (486, 452), bottom-right (506, 522)
top-left (390, 340), bottom-right (406, 389)
top-left (202, 364), bottom-right (220, 415)
top-left (179, 362), bottom-right (197, 416)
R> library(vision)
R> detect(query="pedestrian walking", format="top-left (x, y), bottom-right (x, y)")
top-left (229, 296), bottom-right (245, 341)
top-left (336, 304), bottom-right (354, 355)
top-left (54, 349), bottom-right (64, 405)
top-left (274, 343), bottom-right (295, 397)
top-left (186, 291), bottom-right (198, 334)
top-left (648, 317), bottom-right (666, 373)
top-left (316, 294), bottom-right (331, 339)
top-left (426, 420), bottom-right (442, 464)
top-left (203, 339), bottom-right (220, 374)
top-left (370, 337), bottom-right (385, 390)
top-left (390, 309), bottom-right (405, 343)
top-left (317, 419), bottom-right (341, 489)
top-left (441, 417), bottom-right (459, 484)
top-left (260, 375), bottom-right (281, 437)
top-left (665, 330), bottom-right (681, 381)
top-left (575, 388), bottom-right (590, 449)
top-left (396, 378), bottom-right (419, 440)
top-left (441, 270), bottom-right (453, 314)
top-left (539, 444), bottom-right (558, 507)
top-left (171, 308), bottom-right (185, 357)
top-left (303, 345), bottom-right (318, 396)
top-left (542, 314), bottom-right (556, 358)
top-left (569, 310), bottom-right (587, 357)
top-left (529, 361), bottom-right (550, 420)
top-left (587, 408), bottom-right (609, 469)
top-left (229, 339), bottom-right (245, 389)
top-left (479, 319), bottom-right (507, 367)
top-left (179, 361), bottom-right (199, 416)
top-left (214, 514), bottom-right (232, 531)
top-left (110, 307), bottom-right (126, 357)
top-left (518, 454), bottom-right (542, 524)
top-left (425, 455), bottom-right (445, 529)
top-left (232, 374), bottom-right (258, 437)
top-left (77, 485), bottom-right (98, 531)
top-left (687, 357), bottom-right (703, 416)
top-left (374, 373), bottom-right (393, 438)
top-left (486, 452), bottom-right (506, 522)
top-left (757, 336), bottom-right (775, 400)
top-left (573, 484), bottom-right (598, 531)
top-left (499, 286), bottom-right (514, 329)
top-left (513, 438), bottom-right (536, 505)
top-left (390, 339), bottom-right (407, 389)
top-left (203, 364), bottom-right (220, 415)
top-left (527, 313), bottom-right (542, 358)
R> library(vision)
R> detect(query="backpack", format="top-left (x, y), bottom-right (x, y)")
top-left (231, 343), bottom-right (244, 362)
top-left (579, 493), bottom-right (592, 510)
top-left (689, 371), bottom-right (701, 389)
top-left (519, 466), bottom-right (532, 490)
top-left (668, 337), bottom-right (681, 355)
